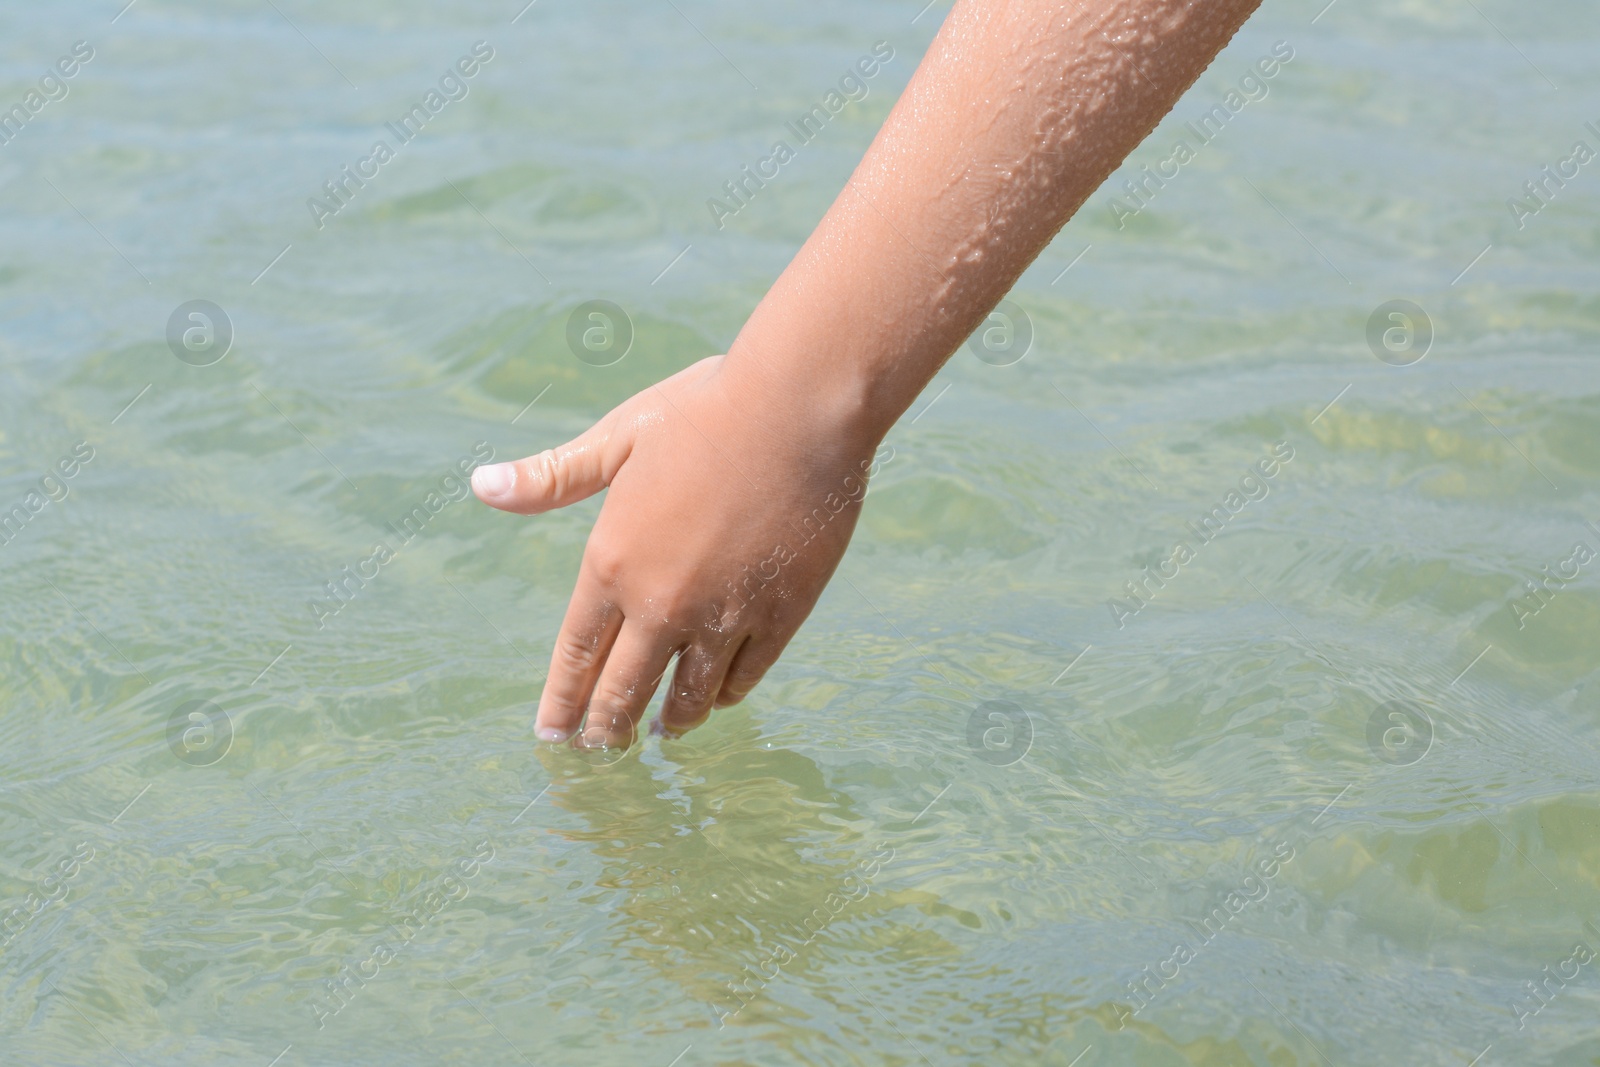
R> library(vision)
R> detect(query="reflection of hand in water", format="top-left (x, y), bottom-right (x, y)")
top-left (531, 723), bottom-right (908, 1029)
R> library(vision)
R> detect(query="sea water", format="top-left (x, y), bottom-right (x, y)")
top-left (1, 0), bottom-right (1597, 1063)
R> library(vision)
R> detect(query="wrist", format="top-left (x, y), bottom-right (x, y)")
top-left (720, 310), bottom-right (895, 463)
top-left (720, 226), bottom-right (954, 453)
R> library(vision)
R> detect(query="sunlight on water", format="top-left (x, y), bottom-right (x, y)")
top-left (1, 0), bottom-right (1598, 1064)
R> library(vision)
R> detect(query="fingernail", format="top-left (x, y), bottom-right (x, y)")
top-left (472, 462), bottom-right (514, 500)
top-left (536, 726), bottom-right (571, 744)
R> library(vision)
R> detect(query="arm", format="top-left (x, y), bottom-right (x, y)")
top-left (472, 0), bottom-right (1263, 748)
top-left (725, 0), bottom-right (1263, 440)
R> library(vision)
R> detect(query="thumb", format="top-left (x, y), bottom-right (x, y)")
top-left (472, 414), bottom-right (629, 515)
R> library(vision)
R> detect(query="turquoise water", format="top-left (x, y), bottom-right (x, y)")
top-left (3, 0), bottom-right (1599, 1063)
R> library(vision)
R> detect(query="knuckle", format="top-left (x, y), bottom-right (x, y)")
top-left (588, 679), bottom-right (636, 714)
top-left (718, 664), bottom-right (767, 704)
top-left (654, 594), bottom-right (695, 622)
top-left (665, 678), bottom-right (713, 711)
top-left (531, 449), bottom-right (561, 495)
top-left (592, 661), bottom-right (667, 716)
top-left (725, 663), bottom-right (765, 689)
top-left (553, 630), bottom-right (601, 674)
top-left (584, 546), bottom-right (625, 589)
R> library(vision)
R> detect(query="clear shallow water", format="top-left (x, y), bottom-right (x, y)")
top-left (2, 0), bottom-right (1598, 1063)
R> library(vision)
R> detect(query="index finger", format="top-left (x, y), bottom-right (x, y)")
top-left (536, 575), bottom-right (622, 743)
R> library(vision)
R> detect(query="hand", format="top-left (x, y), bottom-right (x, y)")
top-left (471, 355), bottom-right (880, 749)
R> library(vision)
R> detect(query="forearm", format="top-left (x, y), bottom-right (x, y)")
top-left (722, 0), bottom-right (1262, 445)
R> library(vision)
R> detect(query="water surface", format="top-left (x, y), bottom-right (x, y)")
top-left (2, 0), bottom-right (1598, 1064)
